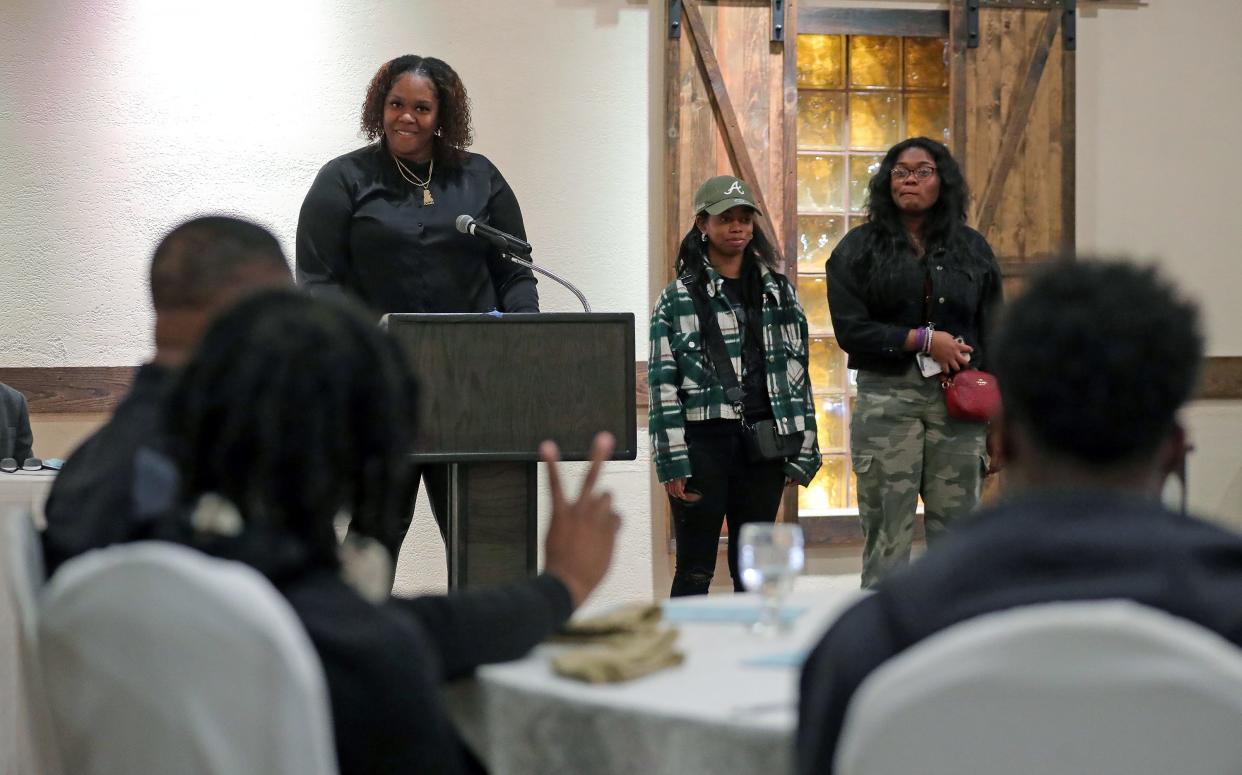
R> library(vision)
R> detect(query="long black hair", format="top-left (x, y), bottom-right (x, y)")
top-left (163, 289), bottom-right (420, 569)
top-left (673, 213), bottom-right (782, 329)
top-left (859, 137), bottom-right (971, 303)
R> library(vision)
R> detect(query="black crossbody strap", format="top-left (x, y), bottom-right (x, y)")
top-left (682, 276), bottom-right (745, 406)
top-left (768, 275), bottom-right (790, 352)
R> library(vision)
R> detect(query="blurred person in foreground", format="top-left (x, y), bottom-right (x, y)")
top-left (161, 289), bottom-right (619, 775)
top-left (42, 216), bottom-right (291, 574)
top-left (797, 259), bottom-right (1242, 774)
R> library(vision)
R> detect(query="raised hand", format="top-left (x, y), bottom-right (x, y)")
top-left (541, 432), bottom-right (622, 608)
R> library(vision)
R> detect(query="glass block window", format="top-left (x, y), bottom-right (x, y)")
top-left (795, 31), bottom-right (949, 516)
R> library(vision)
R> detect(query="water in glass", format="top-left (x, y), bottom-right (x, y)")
top-left (738, 523), bottom-right (805, 635)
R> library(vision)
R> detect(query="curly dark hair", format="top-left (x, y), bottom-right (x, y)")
top-left (993, 258), bottom-right (1203, 466)
top-left (856, 136), bottom-right (972, 304)
top-left (360, 54), bottom-right (473, 166)
top-left (164, 289), bottom-right (421, 567)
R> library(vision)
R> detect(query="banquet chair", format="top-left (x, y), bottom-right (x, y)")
top-left (835, 600), bottom-right (1242, 775)
top-left (39, 542), bottom-right (338, 775)
top-left (0, 505), bottom-right (61, 775)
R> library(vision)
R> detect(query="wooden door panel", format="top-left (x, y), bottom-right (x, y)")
top-left (667, 0), bottom-right (793, 277)
top-left (952, 1), bottom-right (1075, 268)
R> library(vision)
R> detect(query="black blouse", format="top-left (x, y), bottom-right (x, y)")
top-left (296, 143), bottom-right (539, 315)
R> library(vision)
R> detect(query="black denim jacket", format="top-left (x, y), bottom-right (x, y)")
top-left (826, 222), bottom-right (1003, 374)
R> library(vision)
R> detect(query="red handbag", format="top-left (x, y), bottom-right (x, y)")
top-left (941, 369), bottom-right (1000, 423)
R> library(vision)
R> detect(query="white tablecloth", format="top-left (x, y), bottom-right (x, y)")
top-left (445, 584), bottom-right (865, 775)
top-left (0, 471), bottom-right (56, 529)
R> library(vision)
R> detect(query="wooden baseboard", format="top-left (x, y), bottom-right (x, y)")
top-left (0, 367), bottom-right (137, 414)
top-left (4, 356), bottom-right (1239, 416)
top-left (1200, 356), bottom-right (1242, 400)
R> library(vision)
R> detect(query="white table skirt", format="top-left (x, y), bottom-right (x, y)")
top-left (445, 584), bottom-right (865, 775)
top-left (0, 470), bottom-right (56, 529)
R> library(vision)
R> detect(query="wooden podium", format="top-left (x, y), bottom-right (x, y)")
top-left (382, 313), bottom-right (637, 588)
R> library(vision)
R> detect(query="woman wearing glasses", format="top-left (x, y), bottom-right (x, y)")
top-left (826, 137), bottom-right (1003, 588)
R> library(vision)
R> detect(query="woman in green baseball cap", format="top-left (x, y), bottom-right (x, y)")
top-left (648, 175), bottom-right (821, 596)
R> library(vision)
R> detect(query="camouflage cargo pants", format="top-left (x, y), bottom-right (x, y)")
top-left (852, 362), bottom-right (988, 588)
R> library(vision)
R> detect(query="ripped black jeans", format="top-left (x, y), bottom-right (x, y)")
top-left (668, 420), bottom-right (787, 597)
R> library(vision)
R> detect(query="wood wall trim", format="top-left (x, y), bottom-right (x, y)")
top-left (0, 367), bottom-right (137, 414)
top-left (801, 514), bottom-right (923, 546)
top-left (799, 8), bottom-right (949, 36)
top-left (7, 358), bottom-right (1241, 416)
top-left (1200, 357), bottom-right (1242, 401)
top-left (664, 0), bottom-right (684, 281)
top-left (782, 0), bottom-right (799, 274)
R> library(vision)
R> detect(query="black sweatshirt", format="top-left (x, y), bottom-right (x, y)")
top-left (42, 363), bottom-right (176, 574)
top-left (282, 569), bottom-right (572, 775)
top-left (797, 492), bottom-right (1242, 775)
top-left (296, 143), bottom-right (539, 316)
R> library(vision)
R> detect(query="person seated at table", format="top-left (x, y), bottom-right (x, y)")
top-left (0, 381), bottom-right (34, 462)
top-left (797, 258), bottom-right (1242, 775)
top-left (42, 216), bottom-right (291, 574)
top-left (156, 289), bottom-right (620, 775)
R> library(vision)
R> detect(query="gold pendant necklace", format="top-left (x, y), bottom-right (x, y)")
top-left (392, 155), bottom-right (435, 206)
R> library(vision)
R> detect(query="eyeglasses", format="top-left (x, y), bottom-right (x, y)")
top-left (891, 166), bottom-right (937, 181)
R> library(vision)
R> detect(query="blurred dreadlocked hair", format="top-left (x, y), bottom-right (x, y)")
top-left (164, 289), bottom-right (420, 566)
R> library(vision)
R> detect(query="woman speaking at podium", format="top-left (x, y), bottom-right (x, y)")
top-left (295, 54), bottom-right (539, 559)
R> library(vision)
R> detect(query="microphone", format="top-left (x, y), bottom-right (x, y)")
top-left (455, 214), bottom-right (532, 255)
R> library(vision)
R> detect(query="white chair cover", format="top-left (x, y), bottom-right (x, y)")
top-left (39, 542), bottom-right (337, 775)
top-left (0, 506), bottom-right (61, 775)
top-left (835, 600), bottom-right (1242, 775)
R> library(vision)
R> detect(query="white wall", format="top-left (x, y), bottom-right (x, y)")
top-left (0, 0), bottom-right (655, 605)
top-left (1077, 1), bottom-right (1242, 524)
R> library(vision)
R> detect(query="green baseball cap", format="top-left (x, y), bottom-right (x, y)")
top-left (693, 175), bottom-right (760, 216)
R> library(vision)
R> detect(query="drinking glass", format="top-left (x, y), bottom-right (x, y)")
top-left (738, 523), bottom-right (805, 635)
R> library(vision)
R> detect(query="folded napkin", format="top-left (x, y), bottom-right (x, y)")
top-left (552, 603), bottom-right (663, 643)
top-left (552, 626), bottom-right (684, 684)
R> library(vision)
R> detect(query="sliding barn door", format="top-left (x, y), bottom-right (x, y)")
top-left (665, 0), bottom-right (797, 278)
top-left (951, 0), bottom-right (1076, 286)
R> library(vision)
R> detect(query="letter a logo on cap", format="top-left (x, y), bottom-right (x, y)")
top-left (724, 181), bottom-right (744, 195)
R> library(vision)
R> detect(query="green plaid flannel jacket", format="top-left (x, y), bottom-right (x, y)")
top-left (648, 265), bottom-right (821, 486)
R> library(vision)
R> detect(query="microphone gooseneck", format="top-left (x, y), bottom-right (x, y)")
top-left (455, 214), bottom-right (591, 313)
top-left (457, 212), bottom-right (591, 311)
